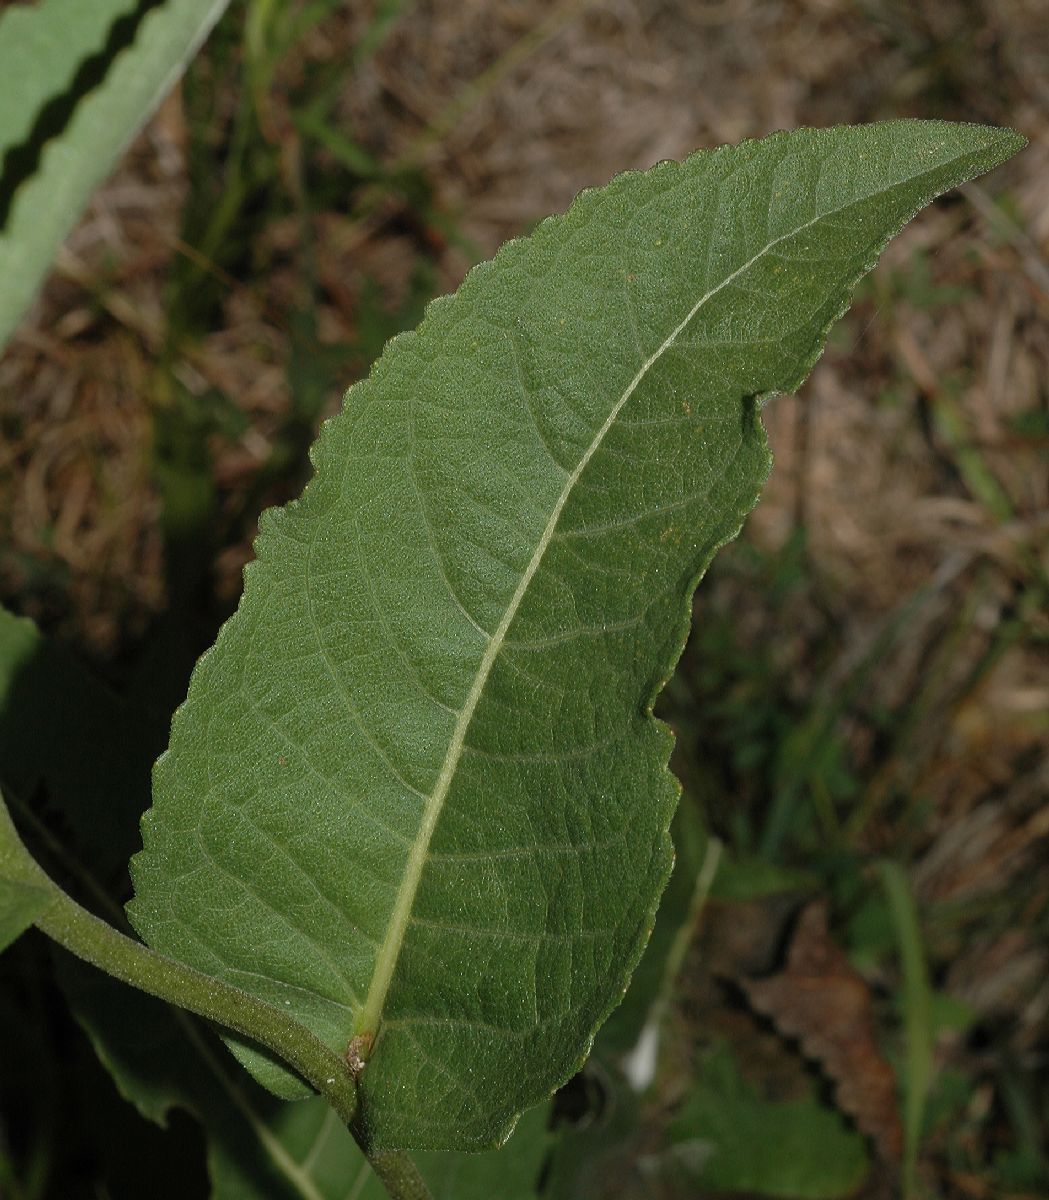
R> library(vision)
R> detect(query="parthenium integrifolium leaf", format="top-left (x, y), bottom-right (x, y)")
top-left (126, 121), bottom-right (1024, 1152)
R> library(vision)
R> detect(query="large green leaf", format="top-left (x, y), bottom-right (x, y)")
top-left (0, 607), bottom-right (549, 1200)
top-left (0, 0), bottom-right (230, 352)
top-left (0, 605), bottom-right (549, 1195)
top-left (128, 121), bottom-right (1024, 1151)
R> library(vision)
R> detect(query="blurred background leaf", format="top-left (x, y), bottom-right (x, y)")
top-left (0, 0), bottom-right (231, 351)
top-left (666, 1042), bottom-right (869, 1199)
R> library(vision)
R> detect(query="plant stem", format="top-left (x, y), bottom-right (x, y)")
top-left (1, 795), bottom-right (433, 1200)
top-left (0, 796), bottom-right (355, 1117)
top-left (369, 1153), bottom-right (434, 1200)
top-left (34, 883), bottom-right (362, 1124)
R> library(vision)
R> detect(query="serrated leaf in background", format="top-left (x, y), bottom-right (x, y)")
top-left (0, 0), bottom-right (140, 160)
top-left (667, 1042), bottom-right (869, 1199)
top-left (0, 0), bottom-right (231, 351)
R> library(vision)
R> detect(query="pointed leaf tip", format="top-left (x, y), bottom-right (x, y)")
top-left (130, 120), bottom-right (1018, 1150)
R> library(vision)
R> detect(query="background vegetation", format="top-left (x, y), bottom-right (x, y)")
top-left (1, 2), bottom-right (1046, 1198)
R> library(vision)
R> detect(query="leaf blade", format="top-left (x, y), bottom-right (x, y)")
top-left (129, 120), bottom-right (1024, 1151)
top-left (0, 0), bottom-right (137, 155)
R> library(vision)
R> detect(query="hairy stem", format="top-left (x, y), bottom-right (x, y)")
top-left (0, 797), bottom-right (434, 1200)
top-left (35, 881), bottom-right (361, 1123)
top-left (369, 1153), bottom-right (434, 1200)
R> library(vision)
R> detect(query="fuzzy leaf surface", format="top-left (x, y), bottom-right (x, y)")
top-left (128, 121), bottom-right (1024, 1151)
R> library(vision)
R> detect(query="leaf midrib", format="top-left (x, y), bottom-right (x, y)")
top-left (351, 147), bottom-right (976, 1046)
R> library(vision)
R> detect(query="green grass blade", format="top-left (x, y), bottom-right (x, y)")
top-left (879, 860), bottom-right (934, 1198)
